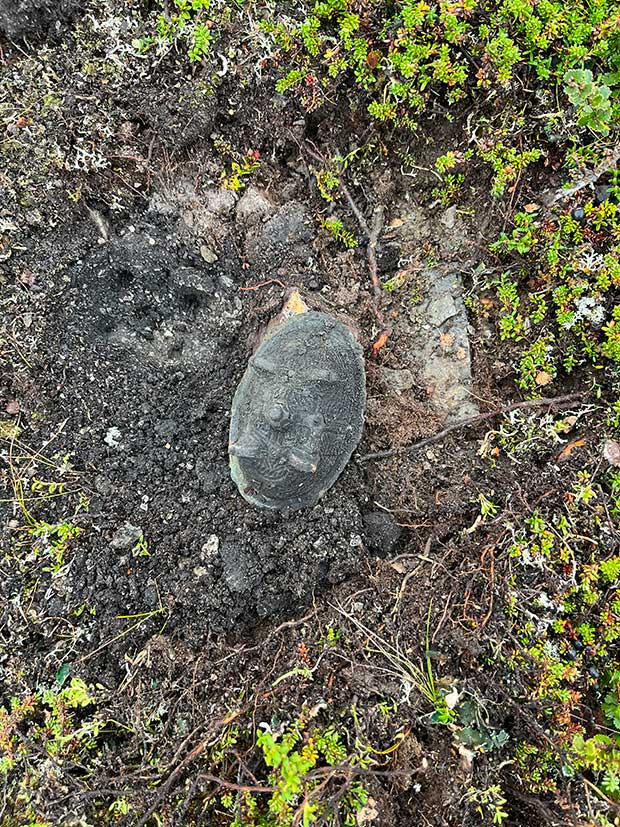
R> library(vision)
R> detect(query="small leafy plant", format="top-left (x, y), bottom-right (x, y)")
top-left (221, 150), bottom-right (261, 190)
top-left (319, 216), bottom-right (357, 248)
top-left (0, 678), bottom-right (103, 820)
top-left (219, 714), bottom-right (370, 827)
top-left (564, 69), bottom-right (613, 134)
top-left (500, 469), bottom-right (620, 811)
top-left (490, 197), bottom-right (620, 394)
top-left (465, 784), bottom-right (509, 825)
top-left (257, 0), bottom-right (620, 138)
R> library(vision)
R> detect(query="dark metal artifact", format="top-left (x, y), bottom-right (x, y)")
top-left (229, 311), bottom-right (365, 510)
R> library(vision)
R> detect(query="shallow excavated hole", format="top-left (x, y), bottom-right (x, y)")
top-left (115, 267), bottom-right (135, 288)
top-left (179, 286), bottom-right (204, 317)
top-left (8, 187), bottom-right (478, 674)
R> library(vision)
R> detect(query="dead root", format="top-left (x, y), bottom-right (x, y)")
top-left (298, 137), bottom-right (392, 352)
top-left (360, 390), bottom-right (588, 462)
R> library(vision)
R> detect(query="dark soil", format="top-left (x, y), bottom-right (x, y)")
top-left (0, 0), bottom-right (78, 38)
top-left (1, 47), bottom-right (491, 679)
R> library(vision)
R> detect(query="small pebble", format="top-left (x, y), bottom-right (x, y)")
top-left (571, 206), bottom-right (586, 224)
top-left (110, 523), bottom-right (143, 550)
top-left (201, 534), bottom-right (220, 558)
top-left (200, 245), bottom-right (218, 264)
top-left (594, 185), bottom-right (611, 205)
top-left (104, 426), bottom-right (122, 448)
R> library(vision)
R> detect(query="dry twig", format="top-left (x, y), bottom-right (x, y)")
top-left (134, 709), bottom-right (245, 827)
top-left (367, 204), bottom-right (385, 299)
top-left (359, 391), bottom-right (587, 462)
top-left (340, 181), bottom-right (371, 238)
top-left (239, 278), bottom-right (287, 291)
top-left (547, 146), bottom-right (620, 206)
top-left (296, 136), bottom-right (391, 346)
top-left (198, 774), bottom-right (277, 794)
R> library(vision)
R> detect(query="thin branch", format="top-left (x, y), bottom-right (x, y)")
top-left (198, 774), bottom-right (277, 794)
top-left (270, 607), bottom-right (317, 637)
top-left (547, 147), bottom-right (620, 206)
top-left (134, 709), bottom-right (244, 827)
top-left (294, 136), bottom-right (389, 333)
top-left (199, 762), bottom-right (422, 794)
top-left (340, 182), bottom-right (370, 238)
top-left (303, 138), bottom-right (327, 166)
top-left (367, 204), bottom-right (385, 299)
top-left (304, 763), bottom-right (421, 780)
top-left (359, 391), bottom-right (587, 462)
top-left (239, 278), bottom-right (287, 291)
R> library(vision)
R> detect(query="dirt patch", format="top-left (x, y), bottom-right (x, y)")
top-left (0, 0), bottom-right (78, 38)
top-left (11, 209), bottom-right (378, 660)
top-left (4, 135), bottom-right (489, 660)
top-left (23, 171), bottom-right (488, 643)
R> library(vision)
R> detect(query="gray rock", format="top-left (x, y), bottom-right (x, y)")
top-left (245, 202), bottom-right (313, 265)
top-left (200, 245), bottom-right (218, 264)
top-left (265, 202), bottom-right (313, 245)
top-left (220, 541), bottom-right (258, 593)
top-left (440, 205), bottom-right (457, 230)
top-left (110, 523), bottom-right (143, 550)
top-left (594, 185), bottom-right (611, 205)
top-left (104, 426), bottom-right (122, 448)
top-left (409, 269), bottom-right (478, 422)
top-left (201, 534), bottom-right (220, 559)
top-left (149, 182), bottom-right (236, 246)
top-left (426, 292), bottom-right (458, 327)
top-left (236, 186), bottom-right (275, 226)
top-left (380, 367), bottom-right (415, 395)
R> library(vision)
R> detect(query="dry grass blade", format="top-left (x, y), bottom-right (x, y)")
top-left (331, 601), bottom-right (436, 705)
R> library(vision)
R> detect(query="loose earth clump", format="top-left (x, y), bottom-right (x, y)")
top-left (1, 3), bottom-right (620, 827)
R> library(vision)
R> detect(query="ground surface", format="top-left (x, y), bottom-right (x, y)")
top-left (1, 3), bottom-right (620, 827)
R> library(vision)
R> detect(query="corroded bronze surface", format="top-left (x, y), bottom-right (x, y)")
top-left (229, 312), bottom-right (365, 510)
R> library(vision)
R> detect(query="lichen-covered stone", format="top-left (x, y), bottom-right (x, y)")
top-left (229, 312), bottom-right (365, 510)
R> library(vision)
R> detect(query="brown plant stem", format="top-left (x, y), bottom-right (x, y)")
top-left (359, 391), bottom-right (587, 462)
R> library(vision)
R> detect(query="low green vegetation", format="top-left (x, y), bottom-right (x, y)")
top-left (219, 717), bottom-right (370, 826)
top-left (263, 0), bottom-right (619, 133)
top-left (491, 192), bottom-right (620, 394)
top-left (320, 216), bottom-right (358, 248)
top-left (1, 437), bottom-right (89, 577)
top-left (479, 413), bottom-right (620, 817)
top-left (221, 150), bottom-right (261, 191)
top-left (0, 677), bottom-right (103, 826)
top-left (134, 0), bottom-right (247, 63)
